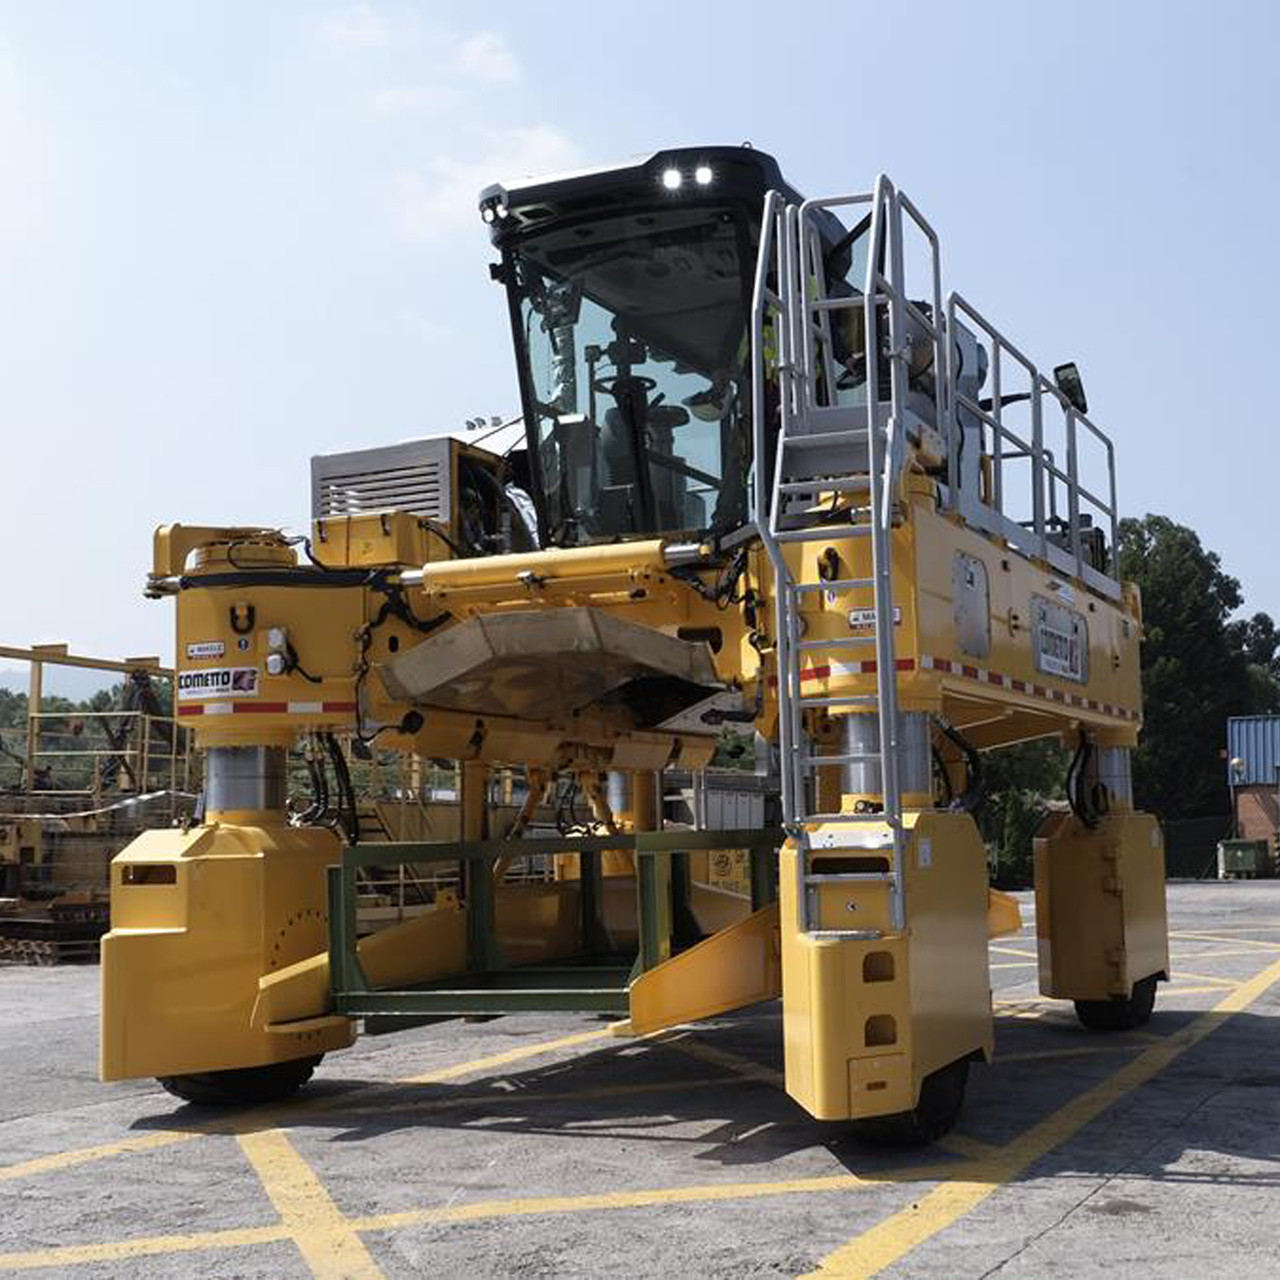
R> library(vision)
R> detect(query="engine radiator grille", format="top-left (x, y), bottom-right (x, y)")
top-left (311, 438), bottom-right (453, 524)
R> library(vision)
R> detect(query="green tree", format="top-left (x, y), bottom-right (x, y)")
top-left (1118, 515), bottom-right (1275, 820)
top-left (0, 675), bottom-right (180, 794)
top-left (977, 738), bottom-right (1066, 887)
top-left (0, 688), bottom-right (26, 731)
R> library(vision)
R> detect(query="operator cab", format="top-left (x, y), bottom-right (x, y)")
top-left (483, 147), bottom-right (837, 548)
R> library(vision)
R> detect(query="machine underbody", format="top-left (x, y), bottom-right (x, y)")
top-left (101, 146), bottom-right (1168, 1142)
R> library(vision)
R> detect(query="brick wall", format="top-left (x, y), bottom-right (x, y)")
top-left (1236, 785), bottom-right (1279, 843)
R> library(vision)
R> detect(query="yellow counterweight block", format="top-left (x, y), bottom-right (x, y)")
top-left (100, 821), bottom-right (354, 1082)
top-left (1034, 810), bottom-right (1169, 1010)
top-left (779, 812), bottom-right (993, 1122)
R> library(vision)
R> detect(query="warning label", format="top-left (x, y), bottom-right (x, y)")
top-left (185, 641), bottom-right (225, 660)
top-left (177, 667), bottom-right (259, 701)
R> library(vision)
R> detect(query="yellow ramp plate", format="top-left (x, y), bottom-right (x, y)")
top-left (628, 902), bottom-right (780, 1035)
top-left (987, 888), bottom-right (1023, 939)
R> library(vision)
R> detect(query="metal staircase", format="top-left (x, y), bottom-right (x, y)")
top-left (750, 178), bottom-right (946, 937)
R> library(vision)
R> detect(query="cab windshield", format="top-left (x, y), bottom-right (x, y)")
top-left (508, 204), bottom-right (756, 546)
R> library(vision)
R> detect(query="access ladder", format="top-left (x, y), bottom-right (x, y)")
top-left (750, 177), bottom-right (947, 937)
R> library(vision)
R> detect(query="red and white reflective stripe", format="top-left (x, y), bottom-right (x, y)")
top-left (918, 654), bottom-right (1139, 721)
top-left (785, 652), bottom-right (1139, 722)
top-left (177, 700), bottom-right (358, 718)
top-left (794, 657), bottom-right (915, 682)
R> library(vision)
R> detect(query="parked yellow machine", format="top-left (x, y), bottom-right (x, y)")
top-left (101, 147), bottom-right (1167, 1139)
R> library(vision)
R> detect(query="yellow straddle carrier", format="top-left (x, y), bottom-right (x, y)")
top-left (101, 146), bottom-right (1167, 1141)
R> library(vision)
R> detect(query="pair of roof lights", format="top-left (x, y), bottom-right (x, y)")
top-left (662, 164), bottom-right (713, 190)
top-left (480, 163), bottom-right (714, 222)
top-left (480, 162), bottom-right (714, 222)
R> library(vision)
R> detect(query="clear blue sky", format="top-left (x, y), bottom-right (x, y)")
top-left (2, 0), bottom-right (1277, 686)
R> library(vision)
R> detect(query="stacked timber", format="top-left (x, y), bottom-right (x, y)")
top-left (0, 892), bottom-right (108, 965)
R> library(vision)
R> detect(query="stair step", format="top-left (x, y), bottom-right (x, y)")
top-left (797, 811), bottom-right (894, 825)
top-left (798, 695), bottom-right (880, 708)
top-left (796, 636), bottom-right (876, 650)
top-left (774, 525), bottom-right (872, 544)
top-left (804, 928), bottom-right (887, 941)
top-left (804, 872), bottom-right (896, 885)
top-left (791, 578), bottom-right (874, 593)
top-left (804, 839), bottom-right (895, 853)
top-left (778, 477), bottom-right (871, 494)
top-left (781, 427), bottom-right (869, 447)
top-left (801, 751), bottom-right (881, 767)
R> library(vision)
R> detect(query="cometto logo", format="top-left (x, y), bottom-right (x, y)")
top-left (176, 667), bottom-right (260, 701)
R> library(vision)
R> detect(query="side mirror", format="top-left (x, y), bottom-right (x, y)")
top-left (1053, 362), bottom-right (1089, 416)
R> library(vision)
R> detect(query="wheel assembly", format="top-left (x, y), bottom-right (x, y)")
top-left (157, 1055), bottom-right (323, 1107)
top-left (1074, 974), bottom-right (1158, 1031)
top-left (850, 1058), bottom-right (970, 1146)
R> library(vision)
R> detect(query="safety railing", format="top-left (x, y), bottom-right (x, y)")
top-left (750, 189), bottom-right (796, 823)
top-left (752, 190), bottom-right (1123, 602)
top-left (794, 185), bottom-right (947, 457)
top-left (0, 645), bottom-right (195, 815)
top-left (22, 709), bottom-right (192, 798)
top-left (945, 293), bottom-right (1121, 599)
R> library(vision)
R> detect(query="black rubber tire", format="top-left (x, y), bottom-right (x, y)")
top-left (1074, 975), bottom-right (1158, 1031)
top-left (850, 1058), bottom-right (970, 1147)
top-left (157, 1055), bottom-right (323, 1107)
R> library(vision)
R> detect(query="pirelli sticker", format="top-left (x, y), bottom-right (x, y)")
top-left (1031, 594), bottom-right (1088, 684)
top-left (177, 666), bottom-right (260, 701)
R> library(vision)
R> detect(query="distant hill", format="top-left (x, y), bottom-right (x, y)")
top-left (0, 664), bottom-right (117, 701)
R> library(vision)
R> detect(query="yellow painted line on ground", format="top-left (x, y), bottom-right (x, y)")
top-left (660, 1033), bottom-right (785, 1086)
top-left (237, 1128), bottom-right (382, 1279)
top-left (988, 945), bottom-right (1037, 959)
top-left (236, 1026), bottom-right (625, 1132)
top-left (932, 1133), bottom-right (1000, 1160)
top-left (393, 1026), bottom-right (615, 1085)
top-left (668, 1031), bottom-right (998, 1165)
top-left (335, 1072), bottom-right (751, 1120)
top-left (1166, 970), bottom-right (1238, 988)
top-left (1171, 921), bottom-right (1280, 934)
top-left (0, 1073), bottom-right (764, 1273)
top-left (1175, 946), bottom-right (1280, 960)
top-left (0, 1168), bottom-right (962, 1272)
top-left (0, 1162), bottom-right (962, 1269)
top-left (349, 1164), bottom-right (958, 1234)
top-left (989, 961), bottom-right (1036, 970)
top-left (0, 1170), bottom-right (967, 1274)
top-left (0, 1130), bottom-right (201, 1182)
top-left (0, 1025), bottom-right (623, 1186)
top-left (993, 998), bottom-right (1056, 1016)
top-left (1115, 1029), bottom-right (1165, 1045)
top-left (996, 1043), bottom-right (1148, 1064)
top-left (802, 953), bottom-right (1280, 1278)
top-left (0, 1225), bottom-right (290, 1272)
top-left (1168, 931), bottom-right (1280, 950)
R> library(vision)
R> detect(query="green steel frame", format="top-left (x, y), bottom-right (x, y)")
top-left (326, 828), bottom-right (782, 1022)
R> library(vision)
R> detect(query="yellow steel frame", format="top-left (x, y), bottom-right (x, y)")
top-left (101, 432), bottom-right (1165, 1129)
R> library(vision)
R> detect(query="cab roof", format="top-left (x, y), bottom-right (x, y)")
top-left (477, 145), bottom-right (803, 243)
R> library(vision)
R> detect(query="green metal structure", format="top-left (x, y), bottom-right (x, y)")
top-left (326, 828), bottom-right (782, 1025)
